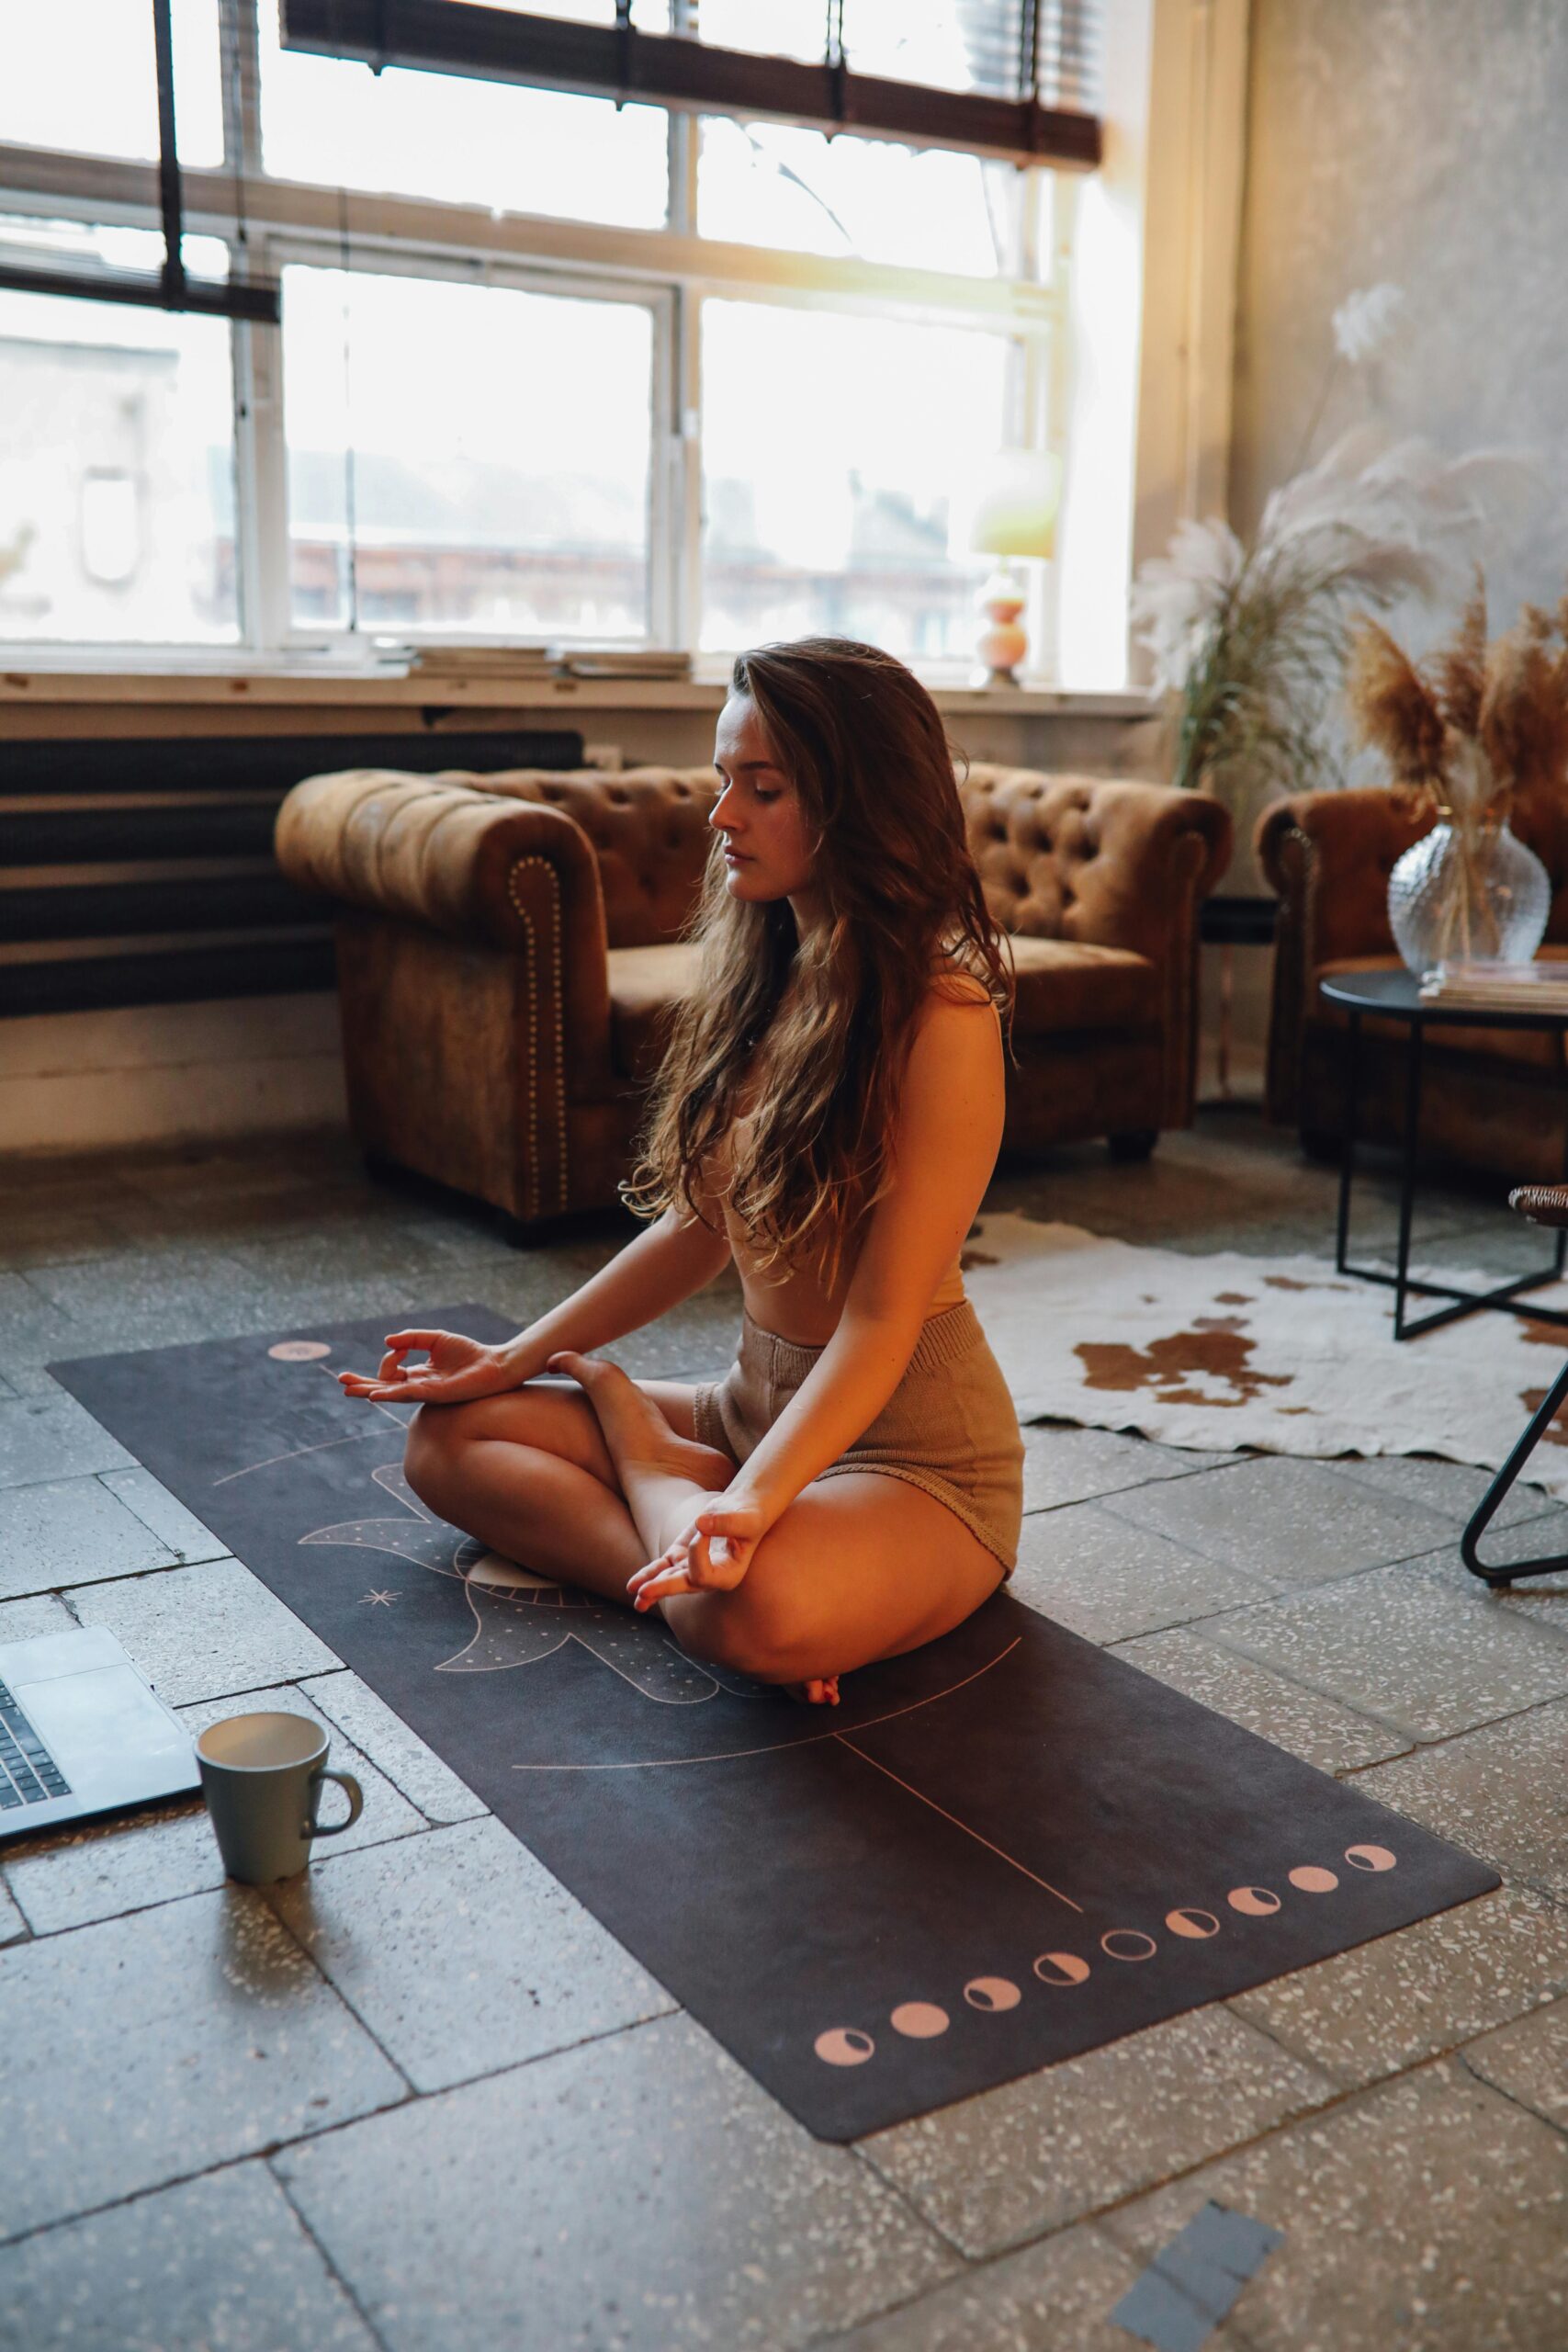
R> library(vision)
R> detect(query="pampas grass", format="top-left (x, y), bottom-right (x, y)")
top-left (1131, 425), bottom-right (1521, 800)
top-left (1348, 571), bottom-right (1568, 822)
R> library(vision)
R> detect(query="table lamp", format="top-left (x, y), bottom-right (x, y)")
top-left (964, 447), bottom-right (1061, 687)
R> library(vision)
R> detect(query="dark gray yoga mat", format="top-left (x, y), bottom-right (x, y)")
top-left (53, 1306), bottom-right (1498, 2142)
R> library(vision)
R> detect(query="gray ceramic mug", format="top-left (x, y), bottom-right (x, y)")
top-left (196, 1711), bottom-right (364, 1884)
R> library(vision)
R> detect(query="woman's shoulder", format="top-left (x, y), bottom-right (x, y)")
top-left (926, 947), bottom-right (994, 1010)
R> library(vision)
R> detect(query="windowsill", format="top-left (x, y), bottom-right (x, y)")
top-left (0, 654), bottom-right (1156, 721)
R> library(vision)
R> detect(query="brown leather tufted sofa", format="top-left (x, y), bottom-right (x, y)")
top-left (276, 761), bottom-right (1230, 1230)
top-left (1258, 786), bottom-right (1568, 1179)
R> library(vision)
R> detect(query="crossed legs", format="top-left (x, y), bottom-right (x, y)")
top-left (403, 1358), bottom-right (1006, 1696)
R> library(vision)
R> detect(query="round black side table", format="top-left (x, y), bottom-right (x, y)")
top-left (1321, 967), bottom-right (1568, 1340)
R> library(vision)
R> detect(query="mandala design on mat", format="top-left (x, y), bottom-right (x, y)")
top-left (300, 1462), bottom-right (765, 1703)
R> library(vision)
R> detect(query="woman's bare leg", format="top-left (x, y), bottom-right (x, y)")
top-left (548, 1356), bottom-right (1008, 1693)
top-left (402, 1377), bottom-right (730, 1611)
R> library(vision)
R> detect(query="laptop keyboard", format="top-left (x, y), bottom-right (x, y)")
top-left (0, 1678), bottom-right (70, 1809)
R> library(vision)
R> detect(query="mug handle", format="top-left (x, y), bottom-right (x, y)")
top-left (308, 1767), bottom-right (365, 1838)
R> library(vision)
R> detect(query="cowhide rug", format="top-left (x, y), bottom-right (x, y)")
top-left (960, 1212), bottom-right (1568, 1498)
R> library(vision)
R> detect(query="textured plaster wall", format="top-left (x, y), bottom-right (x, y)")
top-left (1232, 0), bottom-right (1568, 624)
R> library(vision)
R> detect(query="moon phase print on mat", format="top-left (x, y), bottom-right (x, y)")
top-left (1228, 1885), bottom-right (1282, 1917)
top-left (1166, 1907), bottom-right (1221, 1939)
top-left (891, 2003), bottom-right (950, 2039)
top-left (268, 1339), bottom-right (332, 1362)
top-left (1289, 1865), bottom-right (1339, 1894)
top-left (964, 1976), bottom-right (1021, 2012)
top-left (815, 2029), bottom-right (875, 2066)
top-left (1101, 1929), bottom-right (1157, 1962)
top-left (1346, 1844), bottom-right (1397, 1871)
top-left (1033, 1951), bottom-right (1091, 1987)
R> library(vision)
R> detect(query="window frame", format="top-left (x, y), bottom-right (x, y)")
top-left (0, 3), bottom-right (1067, 677)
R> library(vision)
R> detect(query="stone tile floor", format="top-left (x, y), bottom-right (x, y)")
top-left (2, 1110), bottom-right (1568, 2348)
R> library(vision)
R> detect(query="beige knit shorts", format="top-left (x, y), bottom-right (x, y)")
top-left (691, 1297), bottom-right (1024, 1575)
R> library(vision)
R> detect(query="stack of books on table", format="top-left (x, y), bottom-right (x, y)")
top-left (551, 648), bottom-right (693, 681)
top-left (1418, 960), bottom-right (1568, 1013)
top-left (406, 643), bottom-right (557, 679)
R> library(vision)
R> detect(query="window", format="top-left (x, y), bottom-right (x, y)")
top-left (258, 6), bottom-right (670, 227)
top-left (0, 226), bottom-right (237, 645)
top-left (0, 1), bottom-right (1075, 676)
top-left (282, 266), bottom-right (657, 640)
top-left (701, 302), bottom-right (1015, 664)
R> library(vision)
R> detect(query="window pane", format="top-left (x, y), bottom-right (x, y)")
top-left (260, 6), bottom-right (668, 227)
top-left (0, 228), bottom-right (237, 646)
top-left (700, 302), bottom-right (1010, 664)
top-left (0, 0), bottom-right (223, 166)
top-left (698, 119), bottom-right (1024, 277)
top-left (283, 268), bottom-right (654, 641)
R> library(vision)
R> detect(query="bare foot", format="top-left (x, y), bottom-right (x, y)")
top-left (789, 1675), bottom-right (840, 1706)
top-left (547, 1351), bottom-right (733, 1490)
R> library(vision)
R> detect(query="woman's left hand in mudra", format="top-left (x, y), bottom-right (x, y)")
top-left (626, 1490), bottom-right (769, 1608)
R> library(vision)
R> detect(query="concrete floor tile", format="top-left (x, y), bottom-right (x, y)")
top-left (71, 1558), bottom-right (340, 1706)
top-left (1100, 1457), bottom-right (1450, 1587)
top-left (859, 2007), bottom-right (1334, 2260)
top-left (0, 1877), bottom-right (26, 1946)
top-left (1021, 1423), bottom-right (1239, 1516)
top-left (1, 1683), bottom-right (424, 1937)
top-left (301, 1669), bottom-right (487, 1824)
top-left (100, 1464), bottom-right (230, 1564)
top-left (1097, 2060), bottom-right (1568, 2352)
top-left (0, 1205), bottom-right (127, 1272)
top-left (267, 1814), bottom-right (674, 2093)
top-left (0, 1391), bottom-right (134, 1487)
top-left (0, 1887), bottom-right (406, 2240)
top-left (0, 2161), bottom-right (377, 2351)
top-left (1230, 1885), bottom-right (1568, 2089)
top-left (0, 1475), bottom-right (176, 1600)
top-left (824, 2221), bottom-right (1174, 2352)
top-left (1207, 1556), bottom-right (1568, 1742)
top-left (1328, 1448), bottom-right (1558, 1532)
top-left (0, 1591), bottom-right (78, 1643)
top-left (1111, 1625), bottom-right (1413, 1774)
top-left (1352, 1700), bottom-right (1568, 1895)
top-left (1464, 1994), bottom-right (1568, 2132)
top-left (1011, 1501), bottom-right (1278, 1644)
top-left (0, 1271), bottom-right (92, 1371)
top-left (276, 2012), bottom-right (957, 2351)
top-left (24, 1250), bottom-right (263, 1351)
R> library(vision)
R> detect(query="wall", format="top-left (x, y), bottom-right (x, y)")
top-left (1232, 0), bottom-right (1568, 623)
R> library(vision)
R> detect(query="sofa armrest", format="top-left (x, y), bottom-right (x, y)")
top-left (275, 767), bottom-right (615, 1097)
top-left (1254, 788), bottom-right (1430, 1125)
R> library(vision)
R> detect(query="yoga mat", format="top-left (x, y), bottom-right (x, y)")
top-left (53, 1307), bottom-right (1499, 2142)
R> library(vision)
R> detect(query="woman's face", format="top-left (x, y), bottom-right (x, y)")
top-left (709, 695), bottom-right (819, 909)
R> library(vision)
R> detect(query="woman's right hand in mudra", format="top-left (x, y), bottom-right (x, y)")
top-left (335, 1329), bottom-right (519, 1406)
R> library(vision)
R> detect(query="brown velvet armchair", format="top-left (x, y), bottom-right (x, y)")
top-left (1258, 786), bottom-right (1568, 1179)
top-left (276, 762), bottom-right (1230, 1231)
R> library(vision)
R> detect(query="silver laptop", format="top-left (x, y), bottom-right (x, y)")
top-left (0, 1626), bottom-right (200, 1843)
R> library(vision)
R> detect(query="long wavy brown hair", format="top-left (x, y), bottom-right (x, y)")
top-left (620, 636), bottom-right (1016, 1289)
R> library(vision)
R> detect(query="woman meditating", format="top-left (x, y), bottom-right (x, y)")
top-left (338, 636), bottom-right (1024, 1705)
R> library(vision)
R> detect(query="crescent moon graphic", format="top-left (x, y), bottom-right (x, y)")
top-left (815, 2028), bottom-right (875, 2067)
top-left (1101, 1929), bottom-right (1157, 1962)
top-left (964, 1977), bottom-right (1021, 2012)
top-left (1165, 1907), bottom-right (1221, 1939)
top-left (1033, 1951), bottom-right (1090, 1986)
top-left (1227, 1886), bottom-right (1281, 1917)
top-left (890, 2003), bottom-right (949, 2039)
top-left (1345, 1844), bottom-right (1397, 1871)
top-left (1289, 1865), bottom-right (1338, 1893)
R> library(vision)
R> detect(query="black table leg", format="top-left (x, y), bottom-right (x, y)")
top-left (1335, 1010), bottom-right (1361, 1275)
top-left (1392, 1015), bottom-right (1425, 1340)
top-left (1461, 1354), bottom-right (1568, 1586)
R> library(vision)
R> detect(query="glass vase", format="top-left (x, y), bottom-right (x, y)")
top-left (1387, 817), bottom-right (1551, 978)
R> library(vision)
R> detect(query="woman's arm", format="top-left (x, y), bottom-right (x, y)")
top-left (724, 984), bottom-right (1003, 1525)
top-left (339, 1205), bottom-right (732, 1402)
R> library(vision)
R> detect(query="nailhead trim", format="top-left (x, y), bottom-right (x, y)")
top-left (506, 855), bottom-right (570, 1217)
